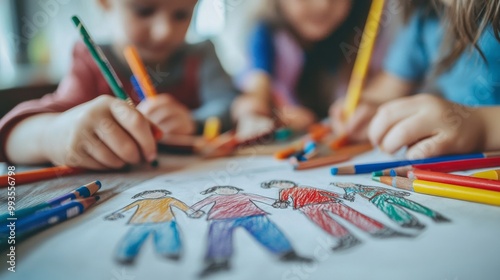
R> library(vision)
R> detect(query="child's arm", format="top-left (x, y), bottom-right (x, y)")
top-left (1, 43), bottom-right (157, 168)
top-left (368, 94), bottom-right (496, 158)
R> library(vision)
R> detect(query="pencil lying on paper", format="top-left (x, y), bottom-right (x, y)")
top-left (408, 170), bottom-right (500, 193)
top-left (331, 151), bottom-right (500, 175)
top-left (0, 166), bottom-right (85, 188)
top-left (0, 181), bottom-right (101, 220)
top-left (374, 176), bottom-right (500, 206)
top-left (376, 156), bottom-right (500, 177)
top-left (473, 169), bottom-right (500, 180)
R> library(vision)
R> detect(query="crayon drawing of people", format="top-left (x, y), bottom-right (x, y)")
top-left (105, 190), bottom-right (203, 264)
top-left (192, 186), bottom-right (312, 277)
top-left (261, 180), bottom-right (411, 251)
top-left (333, 183), bottom-right (450, 229)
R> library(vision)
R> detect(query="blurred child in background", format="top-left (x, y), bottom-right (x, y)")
top-left (232, 0), bottom-right (372, 132)
top-left (331, 0), bottom-right (500, 158)
top-left (0, 0), bottom-right (238, 170)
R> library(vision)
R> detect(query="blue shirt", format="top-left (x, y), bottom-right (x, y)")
top-left (384, 11), bottom-right (500, 106)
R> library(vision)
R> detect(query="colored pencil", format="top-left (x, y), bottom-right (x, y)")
top-left (123, 46), bottom-right (158, 99)
top-left (472, 169), bottom-right (500, 180)
top-left (0, 181), bottom-right (101, 221)
top-left (379, 156), bottom-right (500, 177)
top-left (343, 0), bottom-right (385, 119)
top-left (72, 15), bottom-right (162, 164)
top-left (329, 134), bottom-right (349, 150)
top-left (0, 196), bottom-right (100, 237)
top-left (204, 117), bottom-right (222, 141)
top-left (0, 166), bottom-right (85, 188)
top-left (294, 154), bottom-right (352, 171)
top-left (331, 151), bottom-right (500, 175)
top-left (408, 170), bottom-right (500, 193)
top-left (130, 75), bottom-right (146, 102)
top-left (374, 176), bottom-right (500, 206)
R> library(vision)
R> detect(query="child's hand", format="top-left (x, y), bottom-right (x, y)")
top-left (369, 94), bottom-right (485, 159)
top-left (329, 98), bottom-right (378, 142)
top-left (43, 95), bottom-right (158, 170)
top-left (278, 105), bottom-right (316, 131)
top-left (137, 95), bottom-right (196, 135)
top-left (231, 94), bottom-right (273, 120)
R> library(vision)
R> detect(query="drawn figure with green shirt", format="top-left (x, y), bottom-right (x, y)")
top-left (105, 189), bottom-right (203, 264)
top-left (332, 183), bottom-right (450, 229)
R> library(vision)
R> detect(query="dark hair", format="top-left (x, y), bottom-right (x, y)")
top-left (201, 186), bottom-right (244, 195)
top-left (132, 189), bottom-right (171, 199)
top-left (403, 0), bottom-right (500, 72)
top-left (258, 0), bottom-right (372, 118)
top-left (261, 180), bottom-right (297, 189)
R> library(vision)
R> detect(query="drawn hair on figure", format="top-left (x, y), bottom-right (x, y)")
top-left (201, 186), bottom-right (244, 195)
top-left (132, 189), bottom-right (172, 199)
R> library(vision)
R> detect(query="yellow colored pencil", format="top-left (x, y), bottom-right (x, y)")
top-left (343, 0), bottom-right (385, 120)
top-left (375, 176), bottom-right (500, 207)
top-left (204, 117), bottom-right (222, 141)
top-left (123, 46), bottom-right (158, 99)
top-left (472, 169), bottom-right (500, 180)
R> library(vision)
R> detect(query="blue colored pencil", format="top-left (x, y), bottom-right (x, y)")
top-left (0, 181), bottom-right (101, 221)
top-left (130, 75), bottom-right (145, 102)
top-left (0, 196), bottom-right (100, 237)
top-left (331, 151), bottom-right (500, 175)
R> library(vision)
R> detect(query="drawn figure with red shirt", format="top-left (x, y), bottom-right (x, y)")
top-left (261, 180), bottom-right (411, 251)
top-left (192, 186), bottom-right (312, 277)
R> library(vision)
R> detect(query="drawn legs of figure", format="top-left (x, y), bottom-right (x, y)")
top-left (153, 221), bottom-right (182, 260)
top-left (115, 224), bottom-right (153, 264)
top-left (201, 215), bottom-right (311, 277)
top-left (371, 194), bottom-right (449, 229)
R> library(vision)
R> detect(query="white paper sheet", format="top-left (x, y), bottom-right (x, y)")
top-left (2, 153), bottom-right (500, 280)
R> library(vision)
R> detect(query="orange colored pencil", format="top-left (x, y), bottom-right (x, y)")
top-left (123, 46), bottom-right (158, 99)
top-left (1, 166), bottom-right (86, 188)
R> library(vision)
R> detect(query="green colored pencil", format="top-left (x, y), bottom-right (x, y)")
top-left (71, 15), bottom-right (133, 105)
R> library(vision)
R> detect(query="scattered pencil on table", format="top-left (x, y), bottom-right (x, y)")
top-left (0, 166), bottom-right (86, 188)
top-left (373, 176), bottom-right (500, 206)
top-left (204, 117), bottom-right (222, 141)
top-left (0, 181), bottom-right (102, 221)
top-left (332, 151), bottom-right (500, 175)
top-left (473, 169), bottom-right (500, 180)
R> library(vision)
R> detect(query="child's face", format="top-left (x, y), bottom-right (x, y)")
top-left (278, 0), bottom-right (352, 42)
top-left (101, 0), bottom-right (197, 63)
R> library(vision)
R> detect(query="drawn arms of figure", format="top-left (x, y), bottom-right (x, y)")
top-left (170, 199), bottom-right (204, 219)
top-left (272, 189), bottom-right (291, 209)
top-left (190, 195), bottom-right (218, 218)
top-left (104, 201), bottom-right (140, 221)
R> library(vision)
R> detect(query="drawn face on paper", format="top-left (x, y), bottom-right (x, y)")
top-left (214, 187), bottom-right (240, 196)
top-left (261, 180), bottom-right (296, 189)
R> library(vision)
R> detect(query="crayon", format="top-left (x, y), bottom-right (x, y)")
top-left (408, 170), bottom-right (500, 193)
top-left (1, 181), bottom-right (101, 220)
top-left (331, 151), bottom-right (500, 175)
top-left (0, 166), bottom-right (85, 188)
top-left (381, 157), bottom-right (500, 176)
top-left (472, 169), bottom-right (500, 180)
top-left (130, 76), bottom-right (146, 102)
top-left (374, 176), bottom-right (500, 206)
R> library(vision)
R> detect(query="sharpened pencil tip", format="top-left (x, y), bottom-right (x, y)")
top-left (331, 168), bottom-right (339, 175)
top-left (151, 160), bottom-right (159, 168)
top-left (372, 176), bottom-right (381, 182)
top-left (390, 169), bottom-right (397, 177)
top-left (95, 180), bottom-right (102, 188)
top-left (372, 171), bottom-right (383, 177)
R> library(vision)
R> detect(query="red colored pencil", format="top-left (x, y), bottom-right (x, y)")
top-left (408, 169), bottom-right (500, 193)
top-left (412, 157), bottom-right (500, 173)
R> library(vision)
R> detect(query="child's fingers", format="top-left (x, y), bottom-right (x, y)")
top-left (110, 101), bottom-right (157, 162)
top-left (368, 101), bottom-right (419, 147)
top-left (379, 115), bottom-right (431, 154)
top-left (94, 123), bottom-right (141, 164)
top-left (83, 135), bottom-right (127, 169)
top-left (406, 134), bottom-right (452, 159)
